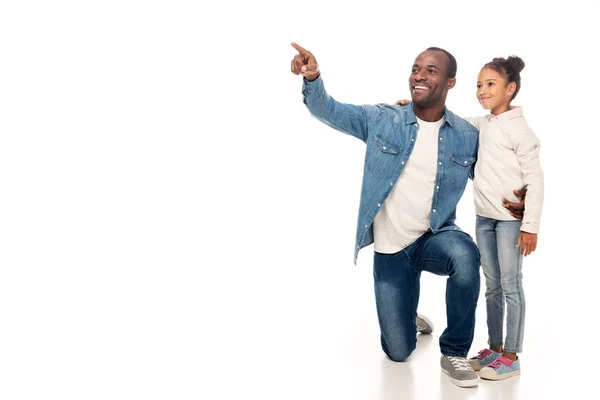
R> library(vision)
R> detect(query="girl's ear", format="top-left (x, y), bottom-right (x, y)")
top-left (507, 81), bottom-right (517, 95)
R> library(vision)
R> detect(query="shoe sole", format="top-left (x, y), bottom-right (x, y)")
top-left (469, 360), bottom-right (487, 371)
top-left (441, 368), bottom-right (479, 387)
top-left (479, 368), bottom-right (521, 380)
top-left (417, 314), bottom-right (434, 334)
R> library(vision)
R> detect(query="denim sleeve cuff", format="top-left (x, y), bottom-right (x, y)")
top-left (520, 222), bottom-right (539, 234)
top-left (302, 75), bottom-right (323, 92)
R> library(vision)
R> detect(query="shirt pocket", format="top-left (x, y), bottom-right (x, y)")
top-left (451, 154), bottom-right (476, 167)
top-left (450, 154), bottom-right (476, 189)
top-left (374, 135), bottom-right (403, 155)
top-left (364, 135), bottom-right (403, 175)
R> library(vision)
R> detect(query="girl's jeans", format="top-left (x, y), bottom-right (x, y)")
top-left (476, 215), bottom-right (525, 353)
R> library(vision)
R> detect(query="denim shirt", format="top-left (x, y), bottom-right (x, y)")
top-left (302, 76), bottom-right (479, 264)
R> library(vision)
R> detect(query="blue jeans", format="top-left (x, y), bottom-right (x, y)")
top-left (475, 216), bottom-right (525, 353)
top-left (373, 230), bottom-right (480, 360)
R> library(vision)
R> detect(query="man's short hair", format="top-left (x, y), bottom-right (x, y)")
top-left (426, 47), bottom-right (457, 79)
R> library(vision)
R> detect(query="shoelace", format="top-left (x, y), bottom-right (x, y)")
top-left (448, 357), bottom-right (473, 372)
top-left (475, 349), bottom-right (492, 360)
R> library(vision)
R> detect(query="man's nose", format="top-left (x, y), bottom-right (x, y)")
top-left (415, 70), bottom-right (427, 81)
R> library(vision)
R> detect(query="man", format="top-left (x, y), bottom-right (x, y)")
top-left (290, 43), bottom-right (524, 388)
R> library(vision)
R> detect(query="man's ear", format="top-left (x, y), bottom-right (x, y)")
top-left (447, 78), bottom-right (456, 89)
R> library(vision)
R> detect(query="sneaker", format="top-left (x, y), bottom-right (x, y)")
top-left (416, 314), bottom-right (434, 334)
top-left (440, 355), bottom-right (479, 387)
top-left (479, 356), bottom-right (521, 380)
top-left (469, 348), bottom-right (501, 371)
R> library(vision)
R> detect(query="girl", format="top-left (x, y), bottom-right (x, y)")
top-left (466, 56), bottom-right (544, 380)
top-left (396, 56), bottom-right (544, 380)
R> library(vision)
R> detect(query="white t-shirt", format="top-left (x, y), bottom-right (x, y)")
top-left (373, 117), bottom-right (442, 253)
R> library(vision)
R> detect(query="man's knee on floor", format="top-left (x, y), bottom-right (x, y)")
top-left (383, 346), bottom-right (414, 362)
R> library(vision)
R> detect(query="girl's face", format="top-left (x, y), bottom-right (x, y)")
top-left (476, 67), bottom-right (516, 115)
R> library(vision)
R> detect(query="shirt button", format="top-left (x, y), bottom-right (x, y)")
top-left (464, 161), bottom-right (468, 164)
top-left (433, 209), bottom-right (436, 212)
top-left (382, 146), bottom-right (387, 150)
top-left (439, 162), bottom-right (442, 165)
top-left (364, 225), bottom-right (368, 228)
top-left (401, 161), bottom-right (405, 165)
top-left (436, 186), bottom-right (440, 189)
top-left (390, 182), bottom-right (393, 186)
top-left (411, 138), bottom-right (415, 142)
top-left (377, 203), bottom-right (381, 207)
top-left (439, 138), bottom-right (443, 141)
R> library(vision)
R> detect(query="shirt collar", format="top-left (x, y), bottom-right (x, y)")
top-left (491, 106), bottom-right (523, 120)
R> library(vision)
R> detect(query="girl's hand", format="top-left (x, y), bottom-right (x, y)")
top-left (516, 231), bottom-right (537, 256)
top-left (395, 99), bottom-right (411, 106)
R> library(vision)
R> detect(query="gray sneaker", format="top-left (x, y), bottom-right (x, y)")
top-left (440, 355), bottom-right (479, 387)
top-left (416, 314), bottom-right (434, 334)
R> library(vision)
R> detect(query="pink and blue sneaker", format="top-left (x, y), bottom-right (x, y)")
top-left (468, 348), bottom-right (501, 371)
top-left (479, 356), bottom-right (521, 380)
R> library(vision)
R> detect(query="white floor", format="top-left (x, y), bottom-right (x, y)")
top-left (198, 244), bottom-right (594, 400)
top-left (1, 233), bottom-right (592, 400)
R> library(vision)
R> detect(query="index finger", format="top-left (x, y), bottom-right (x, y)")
top-left (291, 42), bottom-right (310, 55)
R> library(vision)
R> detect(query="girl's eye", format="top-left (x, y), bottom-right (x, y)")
top-left (488, 82), bottom-right (495, 87)
top-left (476, 84), bottom-right (482, 89)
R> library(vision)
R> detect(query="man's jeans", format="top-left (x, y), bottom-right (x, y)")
top-left (476, 216), bottom-right (525, 353)
top-left (373, 230), bottom-right (480, 361)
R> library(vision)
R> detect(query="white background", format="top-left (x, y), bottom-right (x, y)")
top-left (0, 1), bottom-right (597, 399)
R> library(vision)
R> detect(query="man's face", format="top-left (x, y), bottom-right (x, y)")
top-left (408, 50), bottom-right (455, 108)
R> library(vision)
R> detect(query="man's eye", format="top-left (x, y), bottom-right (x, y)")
top-left (428, 69), bottom-right (436, 74)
